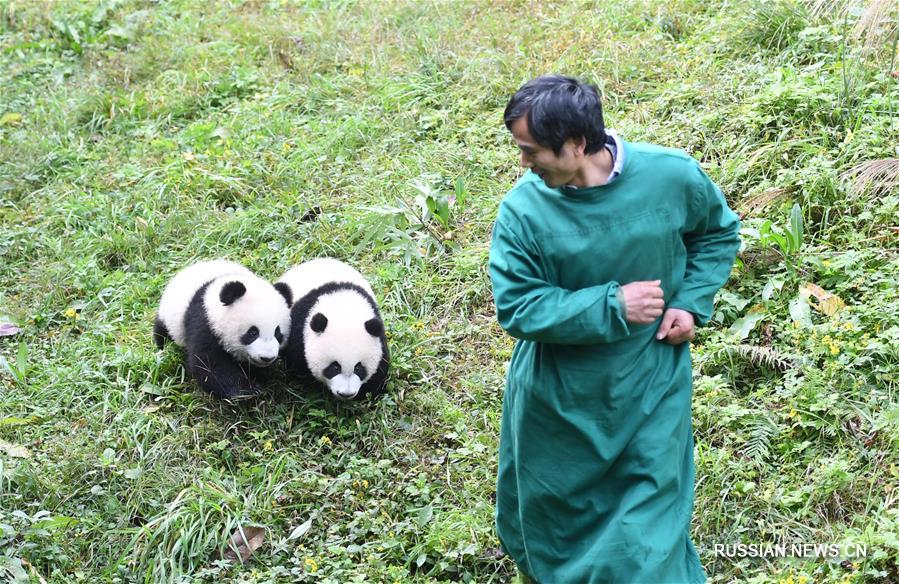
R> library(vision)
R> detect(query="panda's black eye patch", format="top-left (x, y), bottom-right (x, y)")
top-left (310, 313), bottom-right (328, 333)
top-left (323, 361), bottom-right (341, 379)
top-left (275, 326), bottom-right (283, 344)
top-left (241, 326), bottom-right (259, 344)
top-left (353, 362), bottom-right (367, 380)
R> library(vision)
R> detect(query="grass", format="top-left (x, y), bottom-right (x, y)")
top-left (1, 0), bottom-right (898, 582)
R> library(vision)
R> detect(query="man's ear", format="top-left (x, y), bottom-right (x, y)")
top-left (573, 136), bottom-right (587, 156)
top-left (566, 136), bottom-right (587, 157)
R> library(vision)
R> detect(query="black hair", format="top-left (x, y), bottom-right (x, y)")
top-left (503, 75), bottom-right (606, 155)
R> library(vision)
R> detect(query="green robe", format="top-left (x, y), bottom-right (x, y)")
top-left (488, 141), bottom-right (740, 583)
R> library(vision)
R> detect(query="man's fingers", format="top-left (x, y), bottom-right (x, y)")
top-left (661, 322), bottom-right (695, 345)
top-left (655, 310), bottom-right (676, 339)
top-left (664, 332), bottom-right (693, 345)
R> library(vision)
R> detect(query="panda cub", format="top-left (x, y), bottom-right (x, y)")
top-left (154, 260), bottom-right (291, 398)
top-left (277, 258), bottom-right (389, 401)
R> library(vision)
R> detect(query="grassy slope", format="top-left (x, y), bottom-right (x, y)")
top-left (1, 0), bottom-right (897, 582)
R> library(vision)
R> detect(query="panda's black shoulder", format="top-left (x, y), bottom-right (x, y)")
top-left (183, 281), bottom-right (218, 346)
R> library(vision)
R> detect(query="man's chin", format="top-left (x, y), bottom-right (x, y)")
top-left (534, 172), bottom-right (552, 185)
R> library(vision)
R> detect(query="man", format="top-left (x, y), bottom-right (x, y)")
top-left (488, 75), bottom-right (740, 583)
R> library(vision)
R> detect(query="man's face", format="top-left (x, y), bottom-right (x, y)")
top-left (510, 115), bottom-right (580, 188)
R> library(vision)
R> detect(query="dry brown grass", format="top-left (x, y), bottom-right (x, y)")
top-left (738, 187), bottom-right (792, 216)
top-left (807, 0), bottom-right (899, 49)
top-left (840, 157), bottom-right (899, 198)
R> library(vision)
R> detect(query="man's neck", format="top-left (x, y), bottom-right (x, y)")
top-left (567, 146), bottom-right (614, 188)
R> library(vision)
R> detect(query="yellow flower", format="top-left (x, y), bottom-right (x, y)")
top-left (788, 408), bottom-right (797, 419)
top-left (319, 435), bottom-right (331, 445)
top-left (304, 557), bottom-right (318, 572)
top-left (263, 440), bottom-right (273, 452)
top-left (65, 308), bottom-right (77, 318)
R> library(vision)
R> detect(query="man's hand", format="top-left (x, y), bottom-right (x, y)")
top-left (619, 280), bottom-right (665, 324)
top-left (656, 308), bottom-right (695, 344)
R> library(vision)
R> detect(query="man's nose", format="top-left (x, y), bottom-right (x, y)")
top-left (520, 152), bottom-right (533, 168)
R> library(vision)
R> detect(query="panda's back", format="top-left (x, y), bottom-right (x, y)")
top-left (158, 260), bottom-right (253, 345)
top-left (278, 258), bottom-right (374, 304)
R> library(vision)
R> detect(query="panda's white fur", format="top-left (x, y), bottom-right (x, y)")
top-left (277, 257), bottom-right (374, 306)
top-left (154, 260), bottom-right (291, 397)
top-left (279, 258), bottom-right (388, 401)
top-left (157, 260), bottom-right (254, 347)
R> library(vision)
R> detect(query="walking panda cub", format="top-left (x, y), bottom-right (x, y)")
top-left (277, 258), bottom-right (389, 401)
top-left (154, 260), bottom-right (291, 398)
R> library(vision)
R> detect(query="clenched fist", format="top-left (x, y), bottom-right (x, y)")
top-left (619, 280), bottom-right (665, 324)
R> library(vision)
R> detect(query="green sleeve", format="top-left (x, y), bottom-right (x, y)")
top-left (488, 214), bottom-right (630, 345)
top-left (668, 162), bottom-right (741, 326)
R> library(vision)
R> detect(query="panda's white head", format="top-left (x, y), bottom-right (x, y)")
top-left (205, 277), bottom-right (292, 368)
top-left (304, 289), bottom-right (384, 400)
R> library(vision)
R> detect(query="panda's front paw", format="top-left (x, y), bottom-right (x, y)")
top-left (220, 382), bottom-right (262, 400)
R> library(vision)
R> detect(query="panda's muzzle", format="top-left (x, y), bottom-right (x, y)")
top-left (328, 373), bottom-right (363, 400)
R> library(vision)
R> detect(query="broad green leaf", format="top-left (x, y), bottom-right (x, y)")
top-left (789, 290), bottom-right (813, 327)
top-left (453, 177), bottom-right (467, 206)
top-left (728, 307), bottom-right (766, 340)
top-left (761, 277), bottom-right (785, 301)
top-left (416, 504), bottom-right (433, 527)
top-left (789, 203), bottom-right (804, 253)
top-left (288, 519), bottom-right (312, 541)
top-left (31, 515), bottom-right (77, 531)
top-left (434, 196), bottom-right (450, 227)
top-left (0, 556), bottom-right (28, 583)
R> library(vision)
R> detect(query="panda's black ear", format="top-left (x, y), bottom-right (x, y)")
top-left (364, 318), bottom-right (383, 337)
top-left (310, 312), bottom-right (328, 333)
top-left (273, 282), bottom-right (292, 307)
top-left (220, 281), bottom-right (246, 305)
